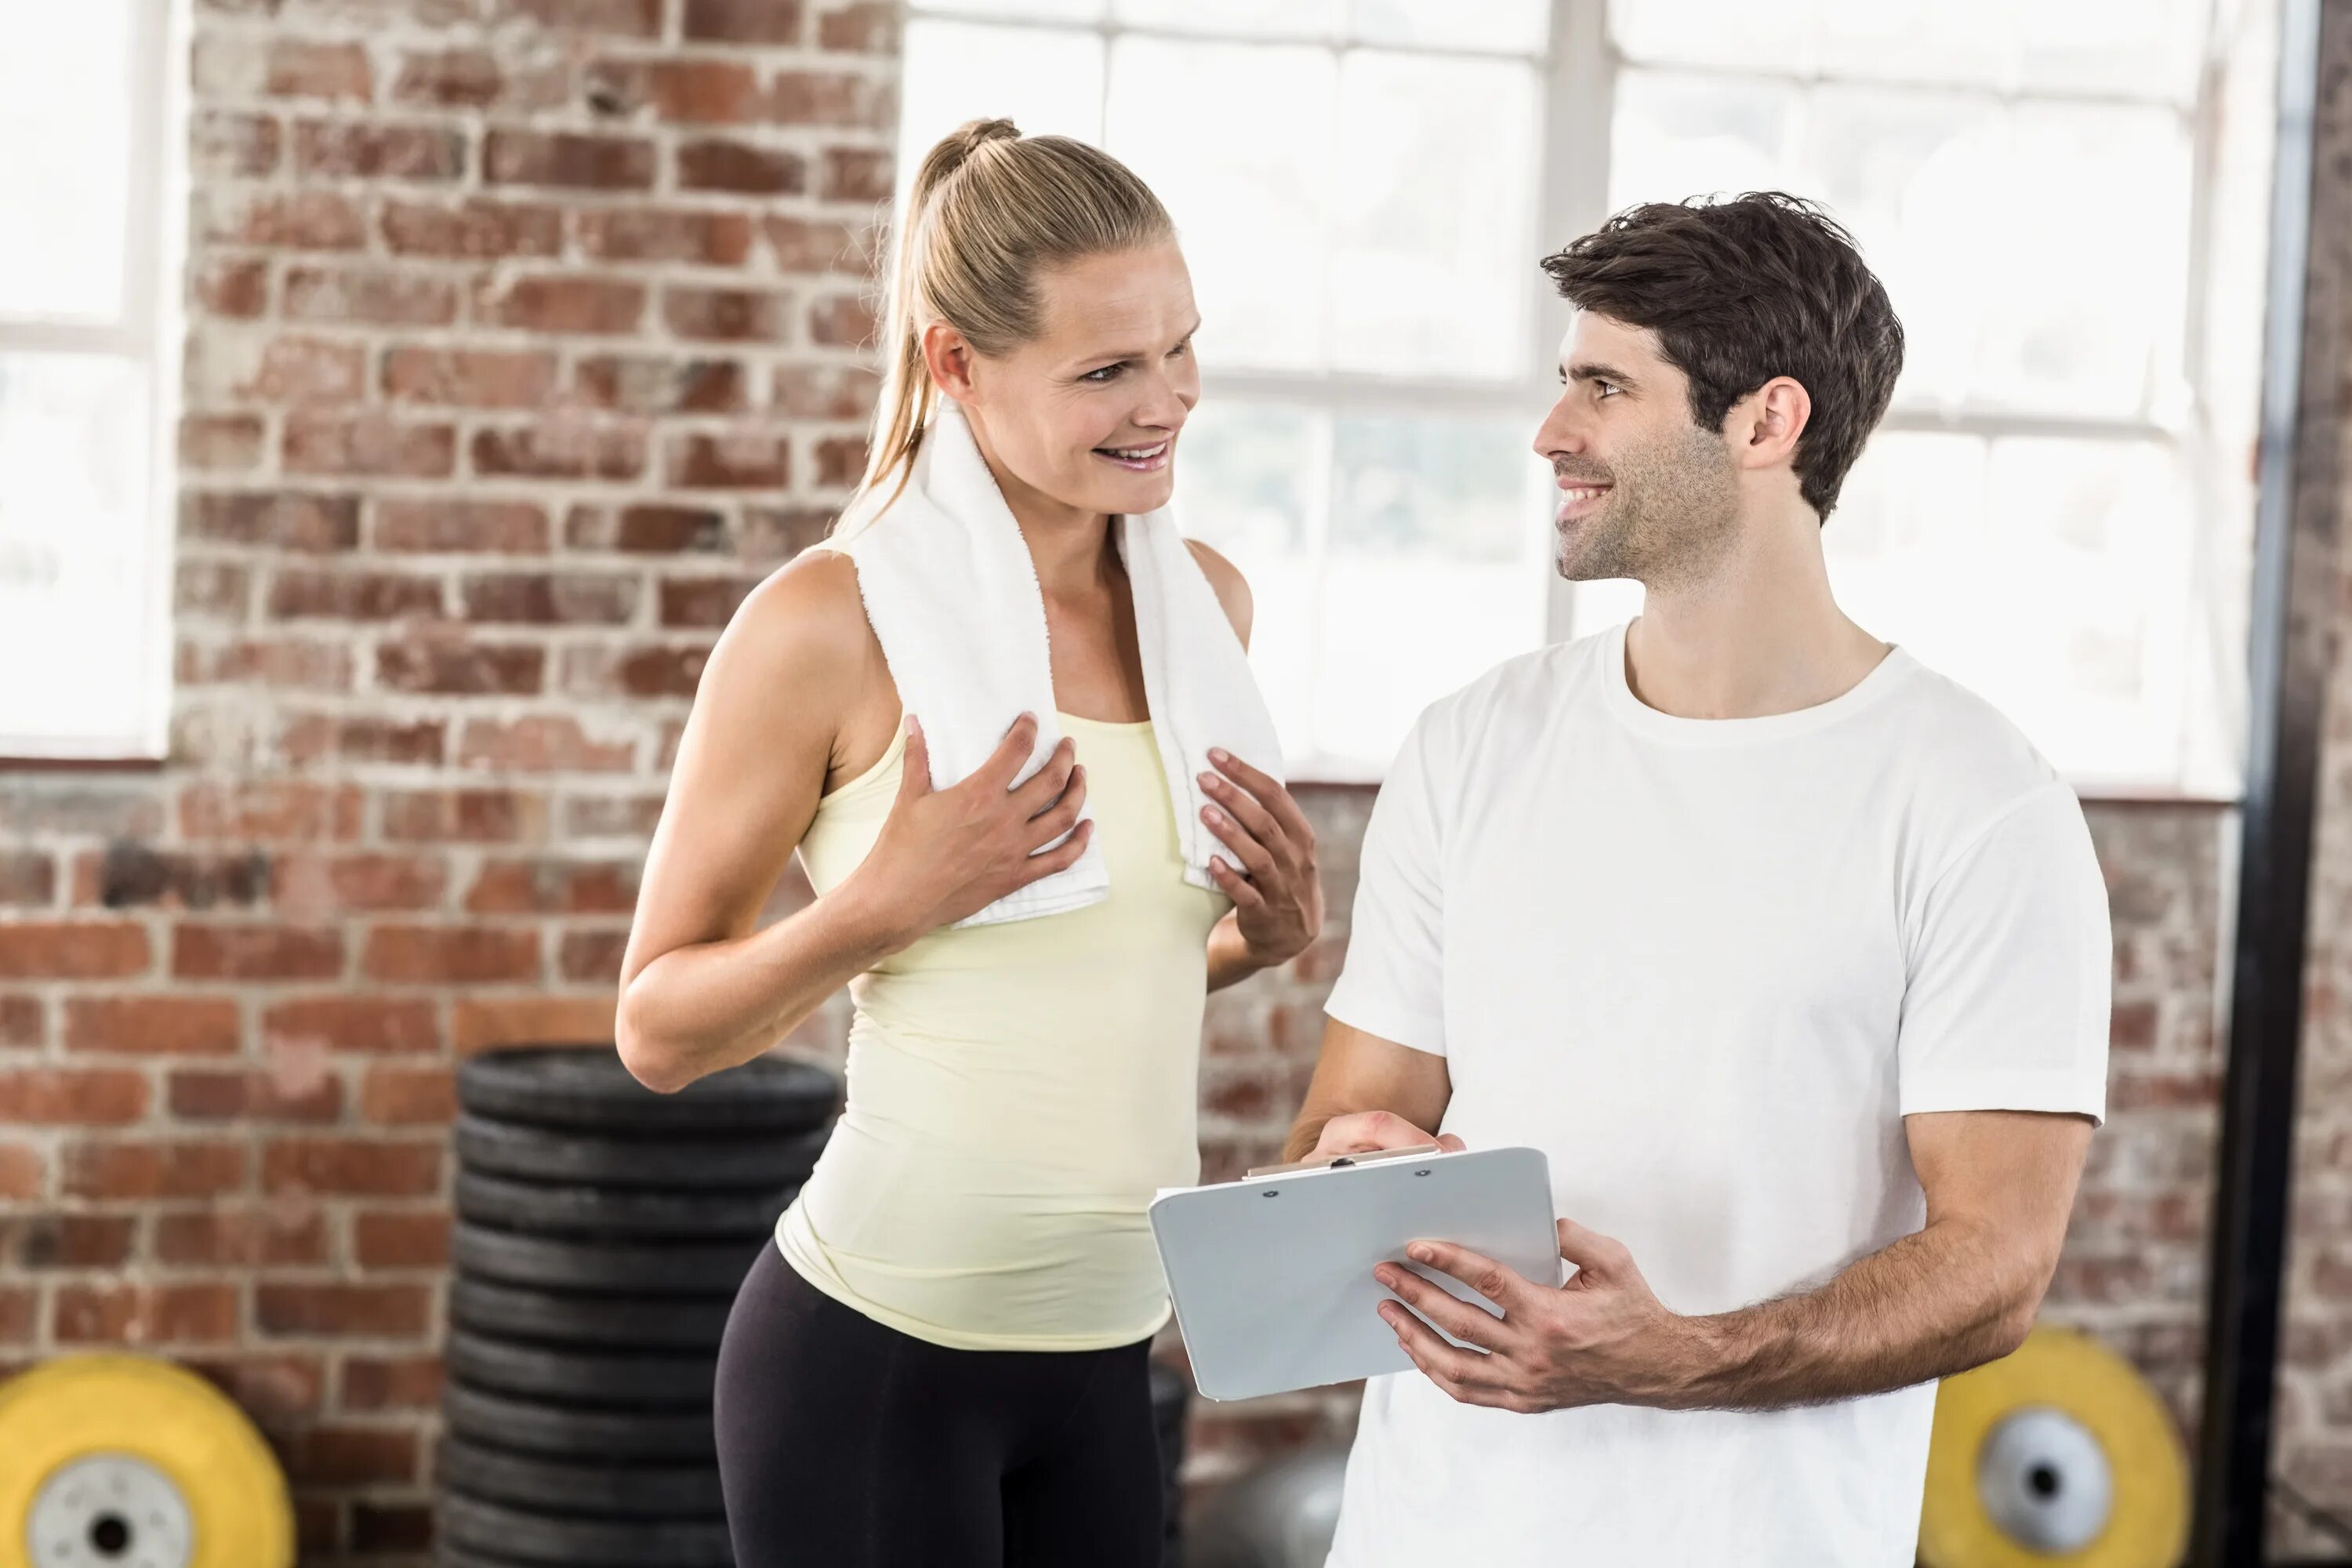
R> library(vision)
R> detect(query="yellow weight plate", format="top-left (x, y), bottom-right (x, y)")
top-left (1919, 1325), bottom-right (2188, 1568)
top-left (0, 1355), bottom-right (293, 1568)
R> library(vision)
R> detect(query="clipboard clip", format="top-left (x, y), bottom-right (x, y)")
top-left (1245, 1142), bottom-right (1444, 1179)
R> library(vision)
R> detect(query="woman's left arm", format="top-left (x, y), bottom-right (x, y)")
top-left (1185, 541), bottom-right (1325, 991)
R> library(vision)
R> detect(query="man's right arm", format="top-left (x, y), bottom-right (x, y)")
top-left (1282, 1019), bottom-right (1461, 1163)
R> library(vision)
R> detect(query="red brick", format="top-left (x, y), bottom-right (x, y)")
top-left (451, 996), bottom-right (618, 1055)
top-left (665, 285), bottom-right (790, 343)
top-left (677, 138), bottom-right (805, 194)
top-left (191, 109), bottom-right (283, 177)
top-left (0, 1069), bottom-right (150, 1126)
top-left (256, 1282), bottom-right (430, 1338)
top-left (485, 129), bottom-right (655, 190)
top-left (179, 781), bottom-right (364, 844)
top-left (267, 568), bottom-right (447, 620)
top-left (350, 1503), bottom-right (434, 1554)
top-left (474, 274), bottom-right (645, 335)
top-left (559, 928), bottom-right (630, 983)
top-left (341, 1354), bottom-right (445, 1411)
top-left (2111, 1000), bottom-right (2159, 1051)
top-left (808, 292), bottom-right (877, 349)
top-left (668, 431), bottom-right (789, 488)
top-left (0, 1287), bottom-right (37, 1343)
top-left (306, 715), bottom-right (448, 767)
top-left (187, 1353), bottom-right (327, 1420)
top-left (765, 214), bottom-right (868, 274)
top-left (172, 924), bottom-right (346, 981)
top-left (768, 69), bottom-right (895, 129)
top-left (816, 0), bottom-right (898, 52)
top-left (381, 789), bottom-right (548, 844)
top-left (64, 996), bottom-right (241, 1056)
top-left (284, 264), bottom-right (459, 326)
top-left (2109, 1069), bottom-right (2220, 1111)
top-left (176, 559), bottom-right (252, 619)
top-left (362, 925), bottom-right (542, 984)
top-left (742, 506), bottom-right (840, 561)
top-left (64, 1139), bottom-right (248, 1199)
top-left (271, 852), bottom-right (449, 915)
top-left (572, 356), bottom-right (750, 415)
top-left (375, 499), bottom-right (550, 554)
top-left (55, 1283), bottom-right (240, 1346)
top-left (268, 38), bottom-right (374, 100)
top-left (464, 858), bottom-right (640, 914)
top-left (265, 1137), bottom-right (442, 1198)
top-left (494, 0), bottom-right (663, 33)
top-left (0, 1145), bottom-right (42, 1200)
top-left (586, 57), bottom-right (764, 123)
top-left (456, 716), bottom-right (637, 775)
top-left (470, 423), bottom-right (647, 481)
top-left (191, 255), bottom-right (270, 318)
top-left (263, 996), bottom-right (441, 1056)
top-left (458, 572), bottom-right (640, 626)
top-left (294, 1497), bottom-right (338, 1558)
top-left (175, 637), bottom-right (355, 691)
top-left (564, 502), bottom-right (724, 553)
top-left (0, 995), bottom-right (41, 1047)
top-left (660, 574), bottom-right (760, 628)
top-left (283, 413), bottom-right (457, 478)
top-left (180, 413), bottom-right (267, 472)
top-left (232, 336), bottom-right (369, 404)
top-left (820, 145), bottom-right (892, 202)
top-left (183, 491), bottom-right (359, 553)
top-left (3, 1214), bottom-right (139, 1269)
top-left (0, 850), bottom-right (53, 906)
top-left (812, 434), bottom-right (866, 487)
top-left (156, 1207), bottom-right (332, 1267)
top-left (684, 0), bottom-right (804, 41)
top-left (283, 1426), bottom-right (420, 1488)
top-left (383, 347), bottom-right (559, 409)
top-left (167, 1068), bottom-right (346, 1123)
top-left (0, 923), bottom-right (150, 980)
top-left (292, 118), bottom-right (466, 180)
top-left (392, 45), bottom-right (565, 110)
top-left (354, 1208), bottom-right (452, 1269)
top-left (359, 1064), bottom-right (456, 1125)
top-left (381, 196), bottom-right (563, 258)
top-left (376, 638), bottom-right (546, 696)
top-left (575, 205), bottom-right (755, 265)
top-left (194, 187), bottom-right (366, 251)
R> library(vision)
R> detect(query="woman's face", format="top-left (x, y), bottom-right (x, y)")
top-left (931, 242), bottom-right (1201, 523)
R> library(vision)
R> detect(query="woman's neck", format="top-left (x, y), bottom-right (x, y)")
top-left (963, 413), bottom-right (1119, 600)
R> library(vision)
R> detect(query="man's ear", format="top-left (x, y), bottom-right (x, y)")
top-left (921, 321), bottom-right (980, 402)
top-left (1731, 376), bottom-right (1811, 473)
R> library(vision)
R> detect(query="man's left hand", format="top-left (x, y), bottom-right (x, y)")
top-left (1374, 1218), bottom-right (1708, 1413)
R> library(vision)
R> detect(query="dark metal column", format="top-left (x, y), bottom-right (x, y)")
top-left (2191, 0), bottom-right (2341, 1561)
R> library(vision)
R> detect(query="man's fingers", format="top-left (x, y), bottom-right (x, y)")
top-left (1377, 1264), bottom-right (1502, 1351)
top-left (1406, 1241), bottom-right (1529, 1312)
top-left (978, 712), bottom-right (1042, 791)
top-left (1209, 748), bottom-right (1315, 849)
top-left (1317, 1110), bottom-right (1437, 1156)
top-left (1383, 1301), bottom-right (1504, 1396)
top-left (1555, 1218), bottom-right (1628, 1279)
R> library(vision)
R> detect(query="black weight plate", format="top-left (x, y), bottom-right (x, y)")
top-left (454, 1112), bottom-right (827, 1191)
top-left (453, 1221), bottom-right (760, 1297)
top-left (436, 1436), bottom-right (726, 1519)
top-left (439, 1491), bottom-right (734, 1568)
top-left (442, 1381), bottom-right (716, 1462)
top-left (448, 1277), bottom-right (734, 1352)
top-left (459, 1045), bottom-right (837, 1134)
top-left (456, 1170), bottom-right (795, 1239)
top-left (445, 1326), bottom-right (717, 1410)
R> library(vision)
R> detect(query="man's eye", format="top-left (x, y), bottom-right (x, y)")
top-left (1595, 380), bottom-right (1621, 398)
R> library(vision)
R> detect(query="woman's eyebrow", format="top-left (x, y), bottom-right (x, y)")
top-left (1071, 318), bottom-right (1204, 368)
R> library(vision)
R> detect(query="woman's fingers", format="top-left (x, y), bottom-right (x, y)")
top-left (1025, 765), bottom-right (1087, 849)
top-left (1210, 749), bottom-right (1316, 852)
top-left (1200, 801), bottom-right (1279, 881)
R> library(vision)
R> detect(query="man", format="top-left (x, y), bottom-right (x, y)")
top-left (1287, 193), bottom-right (2111, 1566)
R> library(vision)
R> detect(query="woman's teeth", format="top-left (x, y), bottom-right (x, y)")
top-left (1095, 440), bottom-right (1170, 472)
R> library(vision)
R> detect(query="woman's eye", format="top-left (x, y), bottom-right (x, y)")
top-left (1082, 365), bottom-right (1123, 384)
top-left (1168, 339), bottom-right (1192, 360)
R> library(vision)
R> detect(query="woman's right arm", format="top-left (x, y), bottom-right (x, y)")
top-left (615, 552), bottom-right (1092, 1093)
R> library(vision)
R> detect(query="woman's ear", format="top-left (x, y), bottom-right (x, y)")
top-left (921, 321), bottom-right (980, 403)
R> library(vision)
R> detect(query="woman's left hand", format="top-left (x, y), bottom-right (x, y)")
top-left (1198, 748), bottom-right (1324, 970)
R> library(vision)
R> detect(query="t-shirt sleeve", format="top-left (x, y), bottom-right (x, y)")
top-left (1897, 782), bottom-right (2111, 1123)
top-left (1323, 706), bottom-right (1450, 1057)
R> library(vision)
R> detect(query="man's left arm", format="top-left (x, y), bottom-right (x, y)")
top-left (1377, 1107), bottom-right (2091, 1413)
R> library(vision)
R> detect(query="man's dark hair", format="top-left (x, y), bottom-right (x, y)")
top-left (1540, 193), bottom-right (1904, 521)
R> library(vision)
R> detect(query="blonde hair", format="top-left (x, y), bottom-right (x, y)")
top-left (852, 118), bottom-right (1175, 513)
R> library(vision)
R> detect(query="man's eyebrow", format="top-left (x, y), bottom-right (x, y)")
top-left (1561, 360), bottom-right (1638, 387)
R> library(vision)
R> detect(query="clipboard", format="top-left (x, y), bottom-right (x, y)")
top-left (1148, 1145), bottom-right (1559, 1402)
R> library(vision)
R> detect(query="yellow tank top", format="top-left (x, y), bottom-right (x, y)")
top-left (776, 713), bottom-right (1229, 1351)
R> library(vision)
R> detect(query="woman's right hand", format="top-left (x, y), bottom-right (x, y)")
top-left (847, 712), bottom-right (1094, 945)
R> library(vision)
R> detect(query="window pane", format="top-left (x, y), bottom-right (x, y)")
top-left (2018, 0), bottom-right (2209, 101)
top-left (1351, 0), bottom-right (1548, 53)
top-left (1171, 401), bottom-right (1322, 751)
top-left (1813, 0), bottom-right (2013, 87)
top-left (1113, 0), bottom-right (1344, 36)
top-left (1609, 71), bottom-right (1802, 212)
top-left (0, 0), bottom-right (132, 323)
top-left (1317, 414), bottom-right (1548, 766)
top-left (1609, 0), bottom-right (1817, 75)
top-left (1331, 53), bottom-right (1539, 379)
top-left (915, 0), bottom-right (1106, 18)
top-left (1108, 39), bottom-right (1334, 372)
top-left (898, 20), bottom-right (1105, 211)
top-left (0, 353), bottom-right (154, 748)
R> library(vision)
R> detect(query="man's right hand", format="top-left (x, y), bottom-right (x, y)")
top-left (1311, 1109), bottom-right (1468, 1160)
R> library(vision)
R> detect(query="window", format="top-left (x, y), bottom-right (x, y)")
top-left (897, 0), bottom-right (2267, 789)
top-left (0, 1), bottom-right (187, 760)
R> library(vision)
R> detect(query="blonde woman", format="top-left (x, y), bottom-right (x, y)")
top-left (615, 120), bottom-right (1323, 1566)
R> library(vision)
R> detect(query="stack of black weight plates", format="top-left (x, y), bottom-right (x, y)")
top-left (437, 1045), bottom-right (839, 1568)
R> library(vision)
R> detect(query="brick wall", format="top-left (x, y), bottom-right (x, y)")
top-left (0, 0), bottom-right (2337, 1561)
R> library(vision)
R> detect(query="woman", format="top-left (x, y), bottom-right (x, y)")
top-left (615, 119), bottom-right (1323, 1567)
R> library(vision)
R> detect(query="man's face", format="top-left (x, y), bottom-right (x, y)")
top-left (1532, 311), bottom-right (1742, 590)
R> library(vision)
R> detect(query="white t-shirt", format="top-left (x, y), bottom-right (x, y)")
top-left (1321, 622), bottom-right (2110, 1568)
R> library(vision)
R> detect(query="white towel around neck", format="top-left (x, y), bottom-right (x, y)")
top-left (821, 400), bottom-right (1286, 928)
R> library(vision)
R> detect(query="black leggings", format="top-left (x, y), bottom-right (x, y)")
top-left (713, 1241), bottom-right (1166, 1568)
